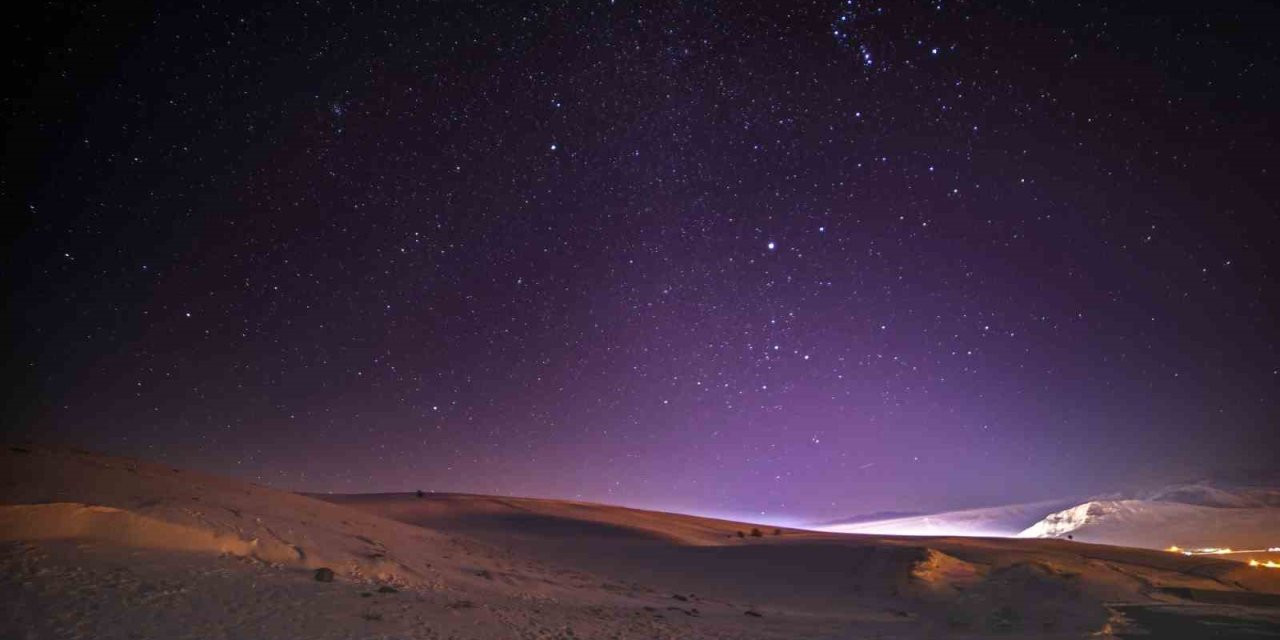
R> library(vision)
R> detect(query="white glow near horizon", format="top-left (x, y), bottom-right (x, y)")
top-left (819, 520), bottom-right (1018, 538)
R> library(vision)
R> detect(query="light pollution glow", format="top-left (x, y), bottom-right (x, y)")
top-left (1167, 545), bottom-right (1280, 568)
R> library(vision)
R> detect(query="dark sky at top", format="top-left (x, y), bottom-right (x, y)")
top-left (6, 1), bottom-right (1278, 523)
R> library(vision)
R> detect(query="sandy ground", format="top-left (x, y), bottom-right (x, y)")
top-left (3, 445), bottom-right (1279, 639)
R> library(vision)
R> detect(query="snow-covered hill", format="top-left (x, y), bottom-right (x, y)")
top-left (820, 481), bottom-right (1280, 553)
top-left (817, 499), bottom-right (1080, 538)
top-left (1017, 493), bottom-right (1280, 551)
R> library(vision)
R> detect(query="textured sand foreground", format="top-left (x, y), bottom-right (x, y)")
top-left (2, 445), bottom-right (1279, 639)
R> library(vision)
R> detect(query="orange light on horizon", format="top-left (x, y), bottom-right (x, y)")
top-left (1166, 545), bottom-right (1280, 558)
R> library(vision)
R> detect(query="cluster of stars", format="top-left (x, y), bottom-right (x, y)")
top-left (5, 0), bottom-right (1278, 521)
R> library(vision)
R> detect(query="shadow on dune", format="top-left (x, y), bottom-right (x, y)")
top-left (1112, 604), bottom-right (1280, 639)
top-left (1155, 587), bottom-right (1280, 607)
top-left (446, 512), bottom-right (682, 542)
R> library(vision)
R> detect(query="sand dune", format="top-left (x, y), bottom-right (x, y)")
top-left (3, 445), bottom-right (1279, 638)
top-left (318, 492), bottom-right (767, 545)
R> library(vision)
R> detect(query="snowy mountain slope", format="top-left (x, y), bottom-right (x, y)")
top-left (1017, 498), bottom-right (1280, 551)
top-left (819, 481), bottom-right (1280, 551)
top-left (817, 499), bottom-right (1080, 537)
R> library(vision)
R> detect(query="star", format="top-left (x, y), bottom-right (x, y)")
top-left (7, 0), bottom-right (1273, 532)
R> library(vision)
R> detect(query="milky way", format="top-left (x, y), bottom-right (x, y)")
top-left (6, 1), bottom-right (1278, 523)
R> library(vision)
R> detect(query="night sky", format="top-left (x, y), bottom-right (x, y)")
top-left (6, 1), bottom-right (1278, 524)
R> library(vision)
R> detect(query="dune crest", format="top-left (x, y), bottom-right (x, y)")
top-left (0, 502), bottom-right (290, 560)
top-left (909, 548), bottom-right (984, 590)
top-left (3, 445), bottom-right (1279, 638)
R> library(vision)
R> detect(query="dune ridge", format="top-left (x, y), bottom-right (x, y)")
top-left (3, 444), bottom-right (1279, 639)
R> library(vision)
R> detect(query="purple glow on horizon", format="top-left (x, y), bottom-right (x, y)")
top-left (7, 1), bottom-right (1278, 524)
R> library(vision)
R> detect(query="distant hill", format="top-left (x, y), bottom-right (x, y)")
top-left (1017, 480), bottom-right (1280, 550)
top-left (816, 499), bottom-right (1080, 538)
top-left (1142, 482), bottom-right (1280, 509)
top-left (819, 478), bottom-right (1280, 551)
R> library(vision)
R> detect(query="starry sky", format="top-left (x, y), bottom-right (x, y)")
top-left (6, 1), bottom-right (1278, 524)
